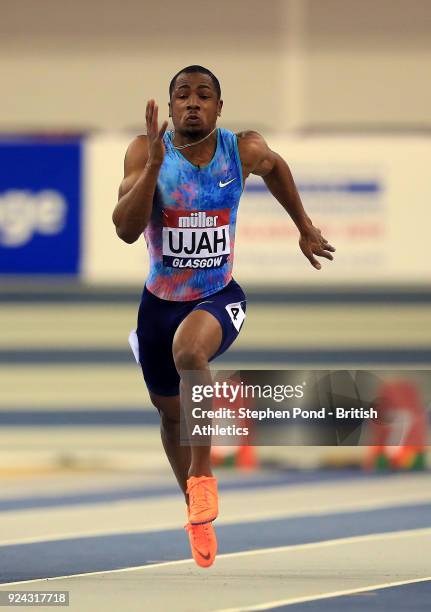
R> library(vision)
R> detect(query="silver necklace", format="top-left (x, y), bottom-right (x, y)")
top-left (172, 127), bottom-right (217, 150)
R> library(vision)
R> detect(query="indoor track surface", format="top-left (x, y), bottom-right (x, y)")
top-left (1, 287), bottom-right (430, 610)
top-left (1, 468), bottom-right (430, 611)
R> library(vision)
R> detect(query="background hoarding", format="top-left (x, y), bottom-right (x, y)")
top-left (83, 134), bottom-right (430, 285)
top-left (0, 139), bottom-right (82, 275)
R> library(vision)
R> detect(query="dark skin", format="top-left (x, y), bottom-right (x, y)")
top-left (112, 71), bottom-right (336, 502)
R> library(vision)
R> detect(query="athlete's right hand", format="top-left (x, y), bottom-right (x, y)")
top-left (146, 99), bottom-right (169, 166)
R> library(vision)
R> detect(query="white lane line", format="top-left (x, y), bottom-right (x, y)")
top-left (1, 526), bottom-right (430, 588)
top-left (2, 492), bottom-right (431, 547)
top-left (216, 576), bottom-right (431, 611)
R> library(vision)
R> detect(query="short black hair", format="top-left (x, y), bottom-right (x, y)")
top-left (169, 65), bottom-right (221, 99)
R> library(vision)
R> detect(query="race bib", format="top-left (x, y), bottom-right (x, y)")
top-left (162, 209), bottom-right (230, 269)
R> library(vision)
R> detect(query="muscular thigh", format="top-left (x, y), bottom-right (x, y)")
top-left (175, 278), bottom-right (247, 366)
top-left (173, 309), bottom-right (223, 369)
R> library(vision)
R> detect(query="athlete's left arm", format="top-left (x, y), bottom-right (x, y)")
top-left (237, 131), bottom-right (335, 270)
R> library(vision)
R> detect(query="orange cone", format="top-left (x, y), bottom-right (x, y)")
top-left (236, 444), bottom-right (259, 470)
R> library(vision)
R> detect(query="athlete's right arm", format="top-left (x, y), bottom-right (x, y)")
top-left (112, 100), bottom-right (168, 244)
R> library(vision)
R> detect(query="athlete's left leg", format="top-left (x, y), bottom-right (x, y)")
top-left (172, 309), bottom-right (222, 478)
top-left (172, 281), bottom-right (246, 564)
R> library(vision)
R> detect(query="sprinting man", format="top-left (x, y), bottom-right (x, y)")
top-left (112, 65), bottom-right (335, 568)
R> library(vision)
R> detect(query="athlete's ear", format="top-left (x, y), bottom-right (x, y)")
top-left (217, 99), bottom-right (223, 117)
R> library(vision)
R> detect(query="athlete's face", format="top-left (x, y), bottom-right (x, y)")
top-left (169, 72), bottom-right (223, 137)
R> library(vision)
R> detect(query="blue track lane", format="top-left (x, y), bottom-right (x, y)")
top-left (0, 471), bottom-right (400, 513)
top-left (272, 580), bottom-right (431, 611)
top-left (0, 502), bottom-right (430, 584)
top-left (2, 348), bottom-right (431, 364)
top-left (0, 410), bottom-right (161, 426)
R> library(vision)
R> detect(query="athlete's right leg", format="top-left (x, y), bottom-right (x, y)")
top-left (148, 391), bottom-right (191, 503)
top-left (133, 287), bottom-right (218, 567)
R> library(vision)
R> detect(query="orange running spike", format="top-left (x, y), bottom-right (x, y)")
top-left (184, 521), bottom-right (218, 568)
top-left (186, 476), bottom-right (218, 524)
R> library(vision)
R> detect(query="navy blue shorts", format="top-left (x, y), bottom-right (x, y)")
top-left (129, 279), bottom-right (246, 397)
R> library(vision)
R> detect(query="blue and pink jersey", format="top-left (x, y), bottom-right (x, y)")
top-left (143, 127), bottom-right (243, 301)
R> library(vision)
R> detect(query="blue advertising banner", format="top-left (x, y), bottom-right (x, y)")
top-left (0, 139), bottom-right (81, 274)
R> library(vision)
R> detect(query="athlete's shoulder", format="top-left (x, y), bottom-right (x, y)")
top-left (236, 129), bottom-right (264, 140)
top-left (236, 130), bottom-right (270, 158)
top-left (236, 130), bottom-right (267, 149)
top-left (235, 131), bottom-right (275, 176)
top-left (125, 134), bottom-right (149, 159)
top-left (123, 135), bottom-right (149, 174)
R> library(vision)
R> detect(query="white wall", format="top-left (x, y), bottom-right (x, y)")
top-left (2, 0), bottom-right (430, 132)
top-left (304, 0), bottom-right (431, 128)
top-left (1, 0), bottom-right (284, 132)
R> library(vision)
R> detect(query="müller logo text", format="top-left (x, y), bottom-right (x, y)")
top-left (178, 212), bottom-right (219, 228)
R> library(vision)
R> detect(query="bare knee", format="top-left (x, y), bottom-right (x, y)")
top-left (149, 392), bottom-right (180, 433)
top-left (173, 344), bottom-right (208, 373)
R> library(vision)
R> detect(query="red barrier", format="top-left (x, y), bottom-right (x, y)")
top-left (210, 377), bottom-right (259, 470)
top-left (365, 380), bottom-right (428, 470)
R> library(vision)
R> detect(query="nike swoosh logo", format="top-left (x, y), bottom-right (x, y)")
top-left (197, 549), bottom-right (211, 561)
top-left (219, 178), bottom-right (236, 188)
top-left (197, 300), bottom-right (213, 306)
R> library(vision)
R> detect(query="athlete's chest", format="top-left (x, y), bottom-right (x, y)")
top-left (157, 150), bottom-right (242, 211)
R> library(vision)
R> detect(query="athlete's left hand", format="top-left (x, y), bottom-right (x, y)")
top-left (299, 225), bottom-right (336, 270)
